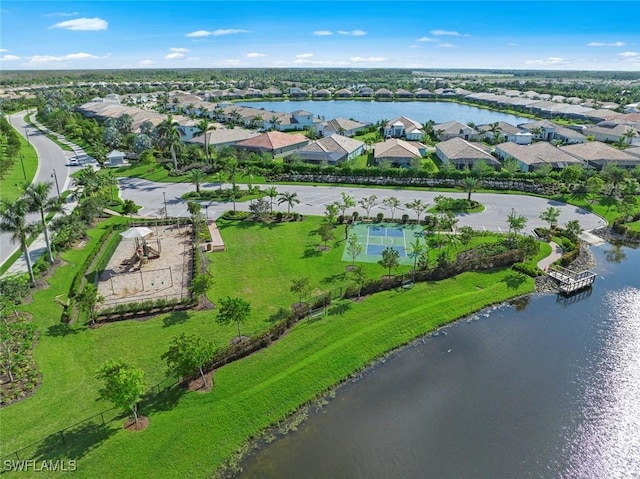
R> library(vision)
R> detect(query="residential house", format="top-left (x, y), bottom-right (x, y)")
top-left (334, 88), bottom-right (353, 98)
top-left (384, 117), bottom-right (424, 140)
top-left (518, 120), bottom-right (557, 141)
top-left (358, 87), bottom-right (374, 97)
top-left (435, 138), bottom-right (500, 170)
top-left (477, 122), bottom-right (531, 144)
top-left (313, 89), bottom-right (332, 98)
top-left (494, 142), bottom-right (585, 172)
top-left (375, 88), bottom-right (393, 99)
top-left (554, 126), bottom-right (587, 145)
top-left (583, 121), bottom-right (639, 145)
top-left (374, 139), bottom-right (425, 168)
top-left (294, 135), bottom-right (365, 165)
top-left (395, 89), bottom-right (414, 99)
top-left (289, 87), bottom-right (308, 98)
top-left (415, 89), bottom-right (434, 98)
top-left (233, 131), bottom-right (309, 159)
top-left (186, 127), bottom-right (261, 151)
top-left (316, 118), bottom-right (371, 137)
top-left (560, 142), bottom-right (640, 170)
top-left (433, 121), bottom-right (478, 141)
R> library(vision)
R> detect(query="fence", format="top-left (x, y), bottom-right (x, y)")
top-left (0, 377), bottom-right (179, 465)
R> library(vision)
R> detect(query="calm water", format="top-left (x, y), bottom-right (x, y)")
top-left (238, 243), bottom-right (640, 479)
top-left (237, 100), bottom-right (532, 126)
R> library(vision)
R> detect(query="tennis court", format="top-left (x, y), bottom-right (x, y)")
top-left (342, 223), bottom-right (423, 265)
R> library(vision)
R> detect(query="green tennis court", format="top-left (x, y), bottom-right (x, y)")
top-left (342, 222), bottom-right (423, 265)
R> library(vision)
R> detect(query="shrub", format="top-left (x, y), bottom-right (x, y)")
top-left (512, 262), bottom-right (543, 277)
top-left (275, 212), bottom-right (284, 222)
top-left (401, 214), bottom-right (409, 224)
top-left (376, 212), bottom-right (384, 222)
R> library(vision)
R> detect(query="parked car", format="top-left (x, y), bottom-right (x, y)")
top-left (69, 158), bottom-right (80, 166)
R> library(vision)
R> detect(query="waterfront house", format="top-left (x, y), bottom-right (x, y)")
top-left (384, 117), bottom-right (424, 140)
top-left (583, 121), bottom-right (639, 145)
top-left (433, 121), bottom-right (478, 141)
top-left (477, 122), bottom-right (531, 144)
top-left (317, 118), bottom-right (371, 137)
top-left (186, 127), bottom-right (260, 151)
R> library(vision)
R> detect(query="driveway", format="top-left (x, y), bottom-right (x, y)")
top-left (119, 178), bottom-right (606, 234)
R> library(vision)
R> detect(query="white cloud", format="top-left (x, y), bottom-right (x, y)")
top-left (139, 59), bottom-right (154, 66)
top-left (27, 52), bottom-right (99, 64)
top-left (438, 43), bottom-right (455, 48)
top-left (417, 37), bottom-right (437, 42)
top-left (292, 57), bottom-right (348, 66)
top-left (296, 53), bottom-right (314, 59)
top-left (350, 56), bottom-right (386, 63)
top-left (313, 30), bottom-right (333, 36)
top-left (0, 55), bottom-right (20, 61)
top-left (618, 51), bottom-right (639, 57)
top-left (50, 17), bottom-right (108, 31)
top-left (524, 57), bottom-right (572, 66)
top-left (588, 41), bottom-right (625, 47)
top-left (507, 42), bottom-right (519, 47)
top-left (186, 30), bottom-right (210, 38)
top-left (169, 47), bottom-right (189, 53)
top-left (430, 29), bottom-right (461, 36)
top-left (247, 52), bottom-right (266, 58)
top-left (0, 49), bottom-right (7, 52)
top-left (221, 59), bottom-right (242, 65)
top-left (165, 52), bottom-right (185, 60)
top-left (185, 29), bottom-right (249, 38)
top-left (44, 11), bottom-right (79, 17)
top-left (337, 29), bottom-right (366, 36)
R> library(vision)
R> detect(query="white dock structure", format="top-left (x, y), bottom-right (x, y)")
top-left (547, 265), bottom-right (596, 294)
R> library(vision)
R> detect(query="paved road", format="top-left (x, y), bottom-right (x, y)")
top-left (0, 111), bottom-right (90, 272)
top-left (119, 178), bottom-right (606, 234)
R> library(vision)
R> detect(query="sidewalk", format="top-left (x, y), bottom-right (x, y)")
top-left (536, 241), bottom-right (563, 272)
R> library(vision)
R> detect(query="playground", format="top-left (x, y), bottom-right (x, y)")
top-left (342, 223), bottom-right (423, 266)
top-left (96, 223), bottom-right (194, 309)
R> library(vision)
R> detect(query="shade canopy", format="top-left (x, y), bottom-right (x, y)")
top-left (120, 226), bottom-right (153, 239)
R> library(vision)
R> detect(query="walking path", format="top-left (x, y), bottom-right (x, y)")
top-left (536, 241), bottom-right (563, 272)
top-left (1, 111), bottom-right (97, 276)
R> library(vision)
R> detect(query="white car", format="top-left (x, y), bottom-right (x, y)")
top-left (69, 158), bottom-right (80, 166)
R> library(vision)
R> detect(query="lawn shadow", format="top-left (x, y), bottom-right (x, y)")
top-left (162, 311), bottom-right (190, 327)
top-left (32, 421), bottom-right (119, 462)
top-left (502, 272), bottom-right (527, 290)
top-left (142, 383), bottom-right (185, 415)
top-left (327, 302), bottom-right (351, 316)
top-left (46, 323), bottom-right (81, 337)
top-left (320, 272), bottom-right (346, 285)
top-left (302, 246), bottom-right (322, 258)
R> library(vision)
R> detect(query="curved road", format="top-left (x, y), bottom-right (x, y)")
top-left (119, 178), bottom-right (606, 234)
top-left (0, 111), bottom-right (86, 270)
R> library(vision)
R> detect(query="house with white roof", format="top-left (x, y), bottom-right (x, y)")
top-left (106, 150), bottom-right (126, 167)
top-left (433, 121), bottom-right (479, 142)
top-left (317, 118), bottom-right (371, 137)
top-left (494, 142), bottom-right (585, 172)
top-left (384, 117), bottom-right (424, 141)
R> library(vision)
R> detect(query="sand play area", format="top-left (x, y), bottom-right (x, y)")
top-left (96, 223), bottom-right (193, 309)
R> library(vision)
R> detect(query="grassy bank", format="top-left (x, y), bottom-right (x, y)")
top-left (0, 129), bottom-right (38, 203)
top-left (0, 215), bottom-right (534, 478)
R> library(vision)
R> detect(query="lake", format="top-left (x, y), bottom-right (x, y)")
top-left (237, 100), bottom-right (532, 126)
top-left (238, 243), bottom-right (640, 478)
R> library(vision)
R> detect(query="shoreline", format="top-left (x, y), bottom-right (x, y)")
top-left (217, 242), bottom-right (599, 478)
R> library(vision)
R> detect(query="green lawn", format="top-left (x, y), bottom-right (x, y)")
top-left (0, 131), bottom-right (38, 203)
top-left (627, 221), bottom-right (640, 232)
top-left (0, 215), bottom-right (535, 478)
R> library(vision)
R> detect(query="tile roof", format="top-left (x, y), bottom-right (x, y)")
top-left (435, 138), bottom-right (500, 165)
top-left (374, 139), bottom-right (421, 159)
top-left (496, 141), bottom-right (584, 168)
top-left (560, 142), bottom-right (640, 165)
top-left (235, 131), bottom-right (309, 150)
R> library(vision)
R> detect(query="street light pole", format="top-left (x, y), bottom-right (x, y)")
top-left (51, 169), bottom-right (61, 199)
top-left (19, 154), bottom-right (26, 180)
top-left (163, 192), bottom-right (168, 219)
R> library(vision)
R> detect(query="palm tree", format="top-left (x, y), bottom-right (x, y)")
top-left (268, 115), bottom-right (281, 131)
top-left (157, 114), bottom-right (182, 170)
top-left (189, 169), bottom-right (206, 194)
top-left (243, 164), bottom-right (260, 191)
top-left (25, 182), bottom-right (62, 264)
top-left (0, 198), bottom-right (36, 285)
top-left (405, 199), bottom-right (429, 224)
top-left (408, 238), bottom-right (426, 281)
top-left (622, 129), bottom-right (637, 146)
top-left (264, 186), bottom-right (278, 212)
top-left (277, 191), bottom-right (300, 214)
top-left (196, 118), bottom-right (212, 163)
top-left (460, 176), bottom-right (481, 202)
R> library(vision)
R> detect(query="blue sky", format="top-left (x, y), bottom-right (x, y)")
top-left (1, 1), bottom-right (639, 71)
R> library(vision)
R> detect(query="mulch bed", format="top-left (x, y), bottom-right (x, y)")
top-left (124, 415), bottom-right (149, 431)
top-left (186, 371), bottom-right (214, 393)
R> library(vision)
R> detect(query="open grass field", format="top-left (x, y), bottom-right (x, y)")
top-left (0, 214), bottom-right (536, 478)
top-left (0, 130), bottom-right (38, 203)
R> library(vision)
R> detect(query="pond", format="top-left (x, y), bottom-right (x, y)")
top-left (238, 243), bottom-right (640, 478)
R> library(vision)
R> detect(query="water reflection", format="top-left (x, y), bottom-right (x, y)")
top-left (565, 287), bottom-right (640, 478)
top-left (604, 244), bottom-right (627, 263)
